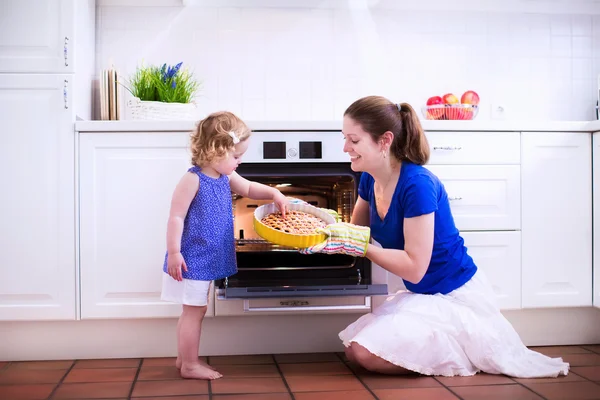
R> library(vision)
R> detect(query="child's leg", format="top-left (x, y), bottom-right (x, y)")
top-left (176, 314), bottom-right (215, 370)
top-left (178, 305), bottom-right (222, 380)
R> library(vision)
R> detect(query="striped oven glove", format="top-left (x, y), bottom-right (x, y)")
top-left (300, 222), bottom-right (370, 257)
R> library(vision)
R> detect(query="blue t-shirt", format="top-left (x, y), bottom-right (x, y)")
top-left (359, 162), bottom-right (477, 295)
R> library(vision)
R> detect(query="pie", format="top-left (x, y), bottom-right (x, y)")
top-left (261, 210), bottom-right (327, 235)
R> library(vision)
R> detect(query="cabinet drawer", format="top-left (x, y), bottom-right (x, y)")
top-left (462, 231), bottom-right (521, 310)
top-left (426, 131), bottom-right (520, 165)
top-left (425, 165), bottom-right (521, 231)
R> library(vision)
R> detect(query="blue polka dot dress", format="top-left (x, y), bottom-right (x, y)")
top-left (162, 166), bottom-right (237, 281)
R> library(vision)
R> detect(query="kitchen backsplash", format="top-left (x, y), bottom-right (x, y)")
top-left (96, 5), bottom-right (600, 121)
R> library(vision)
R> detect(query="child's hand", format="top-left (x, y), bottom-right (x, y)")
top-left (167, 252), bottom-right (188, 281)
top-left (273, 191), bottom-right (289, 218)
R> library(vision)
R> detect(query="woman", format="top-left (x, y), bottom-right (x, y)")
top-left (302, 95), bottom-right (569, 378)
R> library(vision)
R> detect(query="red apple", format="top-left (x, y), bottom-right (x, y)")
top-left (442, 93), bottom-right (459, 104)
top-left (426, 96), bottom-right (443, 105)
top-left (460, 90), bottom-right (480, 105)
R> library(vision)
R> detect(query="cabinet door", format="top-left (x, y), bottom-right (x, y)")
top-left (425, 165), bottom-right (521, 231)
top-left (462, 232), bottom-right (521, 310)
top-left (0, 0), bottom-right (74, 73)
top-left (521, 132), bottom-right (592, 308)
top-left (594, 132), bottom-right (600, 309)
top-left (371, 232), bottom-right (521, 310)
top-left (79, 132), bottom-right (215, 318)
top-left (0, 74), bottom-right (75, 320)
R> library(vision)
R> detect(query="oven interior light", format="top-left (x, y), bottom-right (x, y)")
top-left (275, 183), bottom-right (292, 187)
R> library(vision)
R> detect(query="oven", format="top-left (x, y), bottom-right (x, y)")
top-left (214, 131), bottom-right (388, 316)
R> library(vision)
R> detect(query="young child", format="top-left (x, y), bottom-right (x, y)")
top-left (161, 111), bottom-right (289, 380)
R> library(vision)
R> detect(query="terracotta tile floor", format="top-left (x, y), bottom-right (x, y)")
top-left (1, 345), bottom-right (600, 400)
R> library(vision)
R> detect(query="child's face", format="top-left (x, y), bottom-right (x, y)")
top-left (213, 139), bottom-right (249, 176)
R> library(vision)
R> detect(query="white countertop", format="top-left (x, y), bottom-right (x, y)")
top-left (75, 119), bottom-right (600, 133)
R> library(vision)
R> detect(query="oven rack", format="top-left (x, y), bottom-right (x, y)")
top-left (235, 238), bottom-right (298, 252)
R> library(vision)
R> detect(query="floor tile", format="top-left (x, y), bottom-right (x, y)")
top-left (436, 373), bottom-right (515, 386)
top-left (0, 368), bottom-right (66, 384)
top-left (63, 367), bottom-right (137, 383)
top-left (134, 397), bottom-right (208, 400)
top-left (361, 374), bottom-right (441, 390)
top-left (212, 394), bottom-right (291, 400)
top-left (131, 379), bottom-right (208, 397)
top-left (74, 358), bottom-right (140, 369)
top-left (582, 345), bottom-right (600, 354)
top-left (524, 381), bottom-right (600, 399)
top-left (529, 346), bottom-right (592, 356)
top-left (374, 387), bottom-right (460, 400)
top-left (53, 382), bottom-right (133, 399)
top-left (211, 377), bottom-right (288, 394)
top-left (562, 353), bottom-right (600, 367)
top-left (141, 357), bottom-right (207, 367)
top-left (572, 366), bottom-right (600, 381)
top-left (279, 361), bottom-right (351, 376)
top-left (452, 384), bottom-right (543, 400)
top-left (286, 374), bottom-right (365, 392)
top-left (294, 390), bottom-right (376, 400)
top-left (215, 363), bottom-right (280, 378)
top-left (137, 366), bottom-right (182, 381)
top-left (0, 383), bottom-right (55, 400)
top-left (275, 353), bottom-right (339, 363)
top-left (209, 355), bottom-right (274, 365)
top-left (514, 371), bottom-right (587, 384)
top-left (8, 360), bottom-right (73, 370)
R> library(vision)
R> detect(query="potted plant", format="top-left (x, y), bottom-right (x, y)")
top-left (123, 62), bottom-right (201, 120)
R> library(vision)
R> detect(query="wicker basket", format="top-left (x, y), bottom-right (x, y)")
top-left (126, 97), bottom-right (197, 120)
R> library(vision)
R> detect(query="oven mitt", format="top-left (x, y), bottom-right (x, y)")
top-left (299, 222), bottom-right (370, 257)
top-left (286, 197), bottom-right (341, 222)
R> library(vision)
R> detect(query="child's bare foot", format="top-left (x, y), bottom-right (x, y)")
top-left (176, 357), bottom-right (215, 370)
top-left (180, 364), bottom-right (222, 380)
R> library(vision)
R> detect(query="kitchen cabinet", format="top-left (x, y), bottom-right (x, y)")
top-left (79, 132), bottom-right (214, 318)
top-left (594, 132), bottom-right (600, 309)
top-left (0, 0), bottom-right (75, 73)
top-left (425, 165), bottom-right (520, 232)
top-left (373, 231), bottom-right (521, 310)
top-left (0, 74), bottom-right (76, 320)
top-left (521, 132), bottom-right (592, 308)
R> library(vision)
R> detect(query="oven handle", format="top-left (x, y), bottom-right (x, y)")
top-left (242, 297), bottom-right (371, 313)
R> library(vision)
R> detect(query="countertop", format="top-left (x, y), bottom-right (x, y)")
top-left (75, 119), bottom-right (600, 133)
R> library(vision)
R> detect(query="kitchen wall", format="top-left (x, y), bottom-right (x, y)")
top-left (96, 3), bottom-right (600, 121)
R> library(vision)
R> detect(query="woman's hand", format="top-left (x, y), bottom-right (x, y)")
top-left (167, 252), bottom-right (188, 281)
top-left (273, 191), bottom-right (289, 218)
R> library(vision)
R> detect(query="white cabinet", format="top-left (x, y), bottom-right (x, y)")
top-left (425, 165), bottom-right (521, 231)
top-left (426, 131), bottom-right (520, 165)
top-left (0, 74), bottom-right (75, 320)
top-left (372, 232), bottom-right (521, 310)
top-left (594, 132), bottom-right (600, 309)
top-left (462, 232), bottom-right (521, 310)
top-left (79, 132), bottom-right (215, 319)
top-left (521, 132), bottom-right (592, 308)
top-left (0, 0), bottom-right (75, 73)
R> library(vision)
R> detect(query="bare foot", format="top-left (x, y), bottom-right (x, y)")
top-left (176, 357), bottom-right (215, 370)
top-left (180, 364), bottom-right (222, 380)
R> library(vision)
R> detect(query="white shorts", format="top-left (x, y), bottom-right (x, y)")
top-left (161, 273), bottom-right (212, 306)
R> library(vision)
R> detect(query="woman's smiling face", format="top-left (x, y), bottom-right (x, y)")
top-left (342, 115), bottom-right (383, 173)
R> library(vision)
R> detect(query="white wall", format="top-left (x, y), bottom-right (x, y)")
top-left (96, 2), bottom-right (600, 121)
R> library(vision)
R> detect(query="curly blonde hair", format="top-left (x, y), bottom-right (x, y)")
top-left (190, 111), bottom-right (251, 167)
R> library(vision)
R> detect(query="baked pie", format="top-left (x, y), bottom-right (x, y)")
top-left (260, 210), bottom-right (328, 235)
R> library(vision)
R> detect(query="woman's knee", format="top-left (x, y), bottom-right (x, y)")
top-left (350, 343), bottom-right (377, 367)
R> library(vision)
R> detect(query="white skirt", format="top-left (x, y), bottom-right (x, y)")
top-left (339, 270), bottom-right (570, 378)
top-left (161, 273), bottom-right (212, 306)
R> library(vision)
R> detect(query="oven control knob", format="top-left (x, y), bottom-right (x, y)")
top-left (287, 148), bottom-right (298, 158)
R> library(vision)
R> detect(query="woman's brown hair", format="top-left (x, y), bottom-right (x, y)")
top-left (344, 96), bottom-right (430, 165)
top-left (190, 111), bottom-right (251, 167)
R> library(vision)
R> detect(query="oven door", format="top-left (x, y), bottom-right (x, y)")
top-left (219, 162), bottom-right (388, 301)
